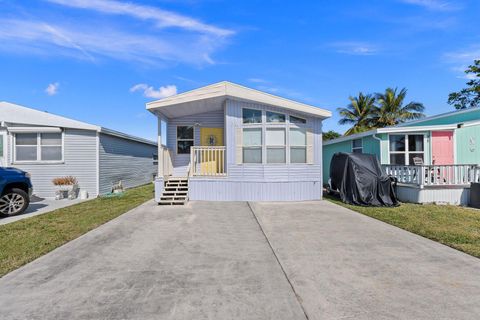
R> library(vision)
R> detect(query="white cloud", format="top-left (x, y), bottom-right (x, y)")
top-left (130, 84), bottom-right (177, 99)
top-left (330, 42), bottom-right (379, 56)
top-left (443, 47), bottom-right (480, 79)
top-left (45, 0), bottom-right (234, 37)
top-left (45, 82), bottom-right (60, 96)
top-left (0, 18), bottom-right (228, 65)
top-left (399, 0), bottom-right (460, 11)
top-left (444, 47), bottom-right (480, 63)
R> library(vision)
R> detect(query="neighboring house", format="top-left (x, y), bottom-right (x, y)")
top-left (0, 102), bottom-right (157, 198)
top-left (323, 108), bottom-right (480, 205)
top-left (147, 81), bottom-right (331, 203)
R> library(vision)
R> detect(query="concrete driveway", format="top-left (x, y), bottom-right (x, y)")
top-left (0, 201), bottom-right (305, 320)
top-left (251, 201), bottom-right (480, 320)
top-left (0, 200), bottom-right (479, 319)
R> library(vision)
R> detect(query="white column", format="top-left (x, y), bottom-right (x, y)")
top-left (157, 117), bottom-right (164, 178)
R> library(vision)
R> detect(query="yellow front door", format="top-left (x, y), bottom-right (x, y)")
top-left (199, 128), bottom-right (224, 174)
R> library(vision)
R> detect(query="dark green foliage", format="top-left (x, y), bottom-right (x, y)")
top-left (338, 88), bottom-right (425, 135)
top-left (323, 130), bottom-right (342, 141)
top-left (448, 60), bottom-right (480, 109)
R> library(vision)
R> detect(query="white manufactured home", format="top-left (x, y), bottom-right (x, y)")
top-left (147, 81), bottom-right (332, 203)
top-left (0, 102), bottom-right (157, 198)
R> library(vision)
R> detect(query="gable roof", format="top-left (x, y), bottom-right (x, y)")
top-left (146, 81), bottom-right (332, 119)
top-left (0, 101), bottom-right (157, 146)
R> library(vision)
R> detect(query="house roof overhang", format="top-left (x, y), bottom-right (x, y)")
top-left (323, 124), bottom-right (460, 146)
top-left (0, 101), bottom-right (157, 146)
top-left (146, 81), bottom-right (332, 119)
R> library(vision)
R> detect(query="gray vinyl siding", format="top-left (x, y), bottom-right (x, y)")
top-left (98, 133), bottom-right (157, 195)
top-left (166, 109), bottom-right (224, 176)
top-left (188, 99), bottom-right (324, 201)
top-left (9, 129), bottom-right (98, 198)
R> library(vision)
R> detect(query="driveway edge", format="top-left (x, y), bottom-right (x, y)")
top-left (247, 201), bottom-right (310, 320)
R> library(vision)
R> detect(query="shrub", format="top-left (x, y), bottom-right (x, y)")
top-left (52, 176), bottom-right (78, 186)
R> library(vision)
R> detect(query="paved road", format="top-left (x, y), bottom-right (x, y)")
top-left (1, 200), bottom-right (480, 319)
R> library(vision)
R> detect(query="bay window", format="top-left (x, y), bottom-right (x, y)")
top-left (15, 132), bottom-right (63, 162)
top-left (389, 134), bottom-right (424, 165)
top-left (266, 128), bottom-right (286, 163)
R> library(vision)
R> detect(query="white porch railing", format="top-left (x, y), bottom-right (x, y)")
top-left (159, 146), bottom-right (173, 179)
top-left (190, 146), bottom-right (226, 176)
top-left (383, 164), bottom-right (480, 187)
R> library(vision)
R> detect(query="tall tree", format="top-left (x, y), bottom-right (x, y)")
top-left (448, 60), bottom-right (480, 109)
top-left (373, 88), bottom-right (425, 127)
top-left (323, 130), bottom-right (341, 141)
top-left (337, 92), bottom-right (376, 135)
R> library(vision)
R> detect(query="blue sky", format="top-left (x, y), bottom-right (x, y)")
top-left (0, 0), bottom-right (479, 140)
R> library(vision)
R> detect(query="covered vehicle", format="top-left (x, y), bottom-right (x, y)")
top-left (328, 152), bottom-right (398, 207)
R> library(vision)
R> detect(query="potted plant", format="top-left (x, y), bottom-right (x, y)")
top-left (112, 180), bottom-right (124, 194)
top-left (52, 176), bottom-right (79, 200)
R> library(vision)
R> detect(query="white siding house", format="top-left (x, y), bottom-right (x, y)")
top-left (147, 81), bottom-right (331, 203)
top-left (0, 102), bottom-right (157, 198)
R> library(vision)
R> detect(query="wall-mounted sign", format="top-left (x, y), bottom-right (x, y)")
top-left (207, 135), bottom-right (217, 146)
top-left (469, 136), bottom-right (476, 152)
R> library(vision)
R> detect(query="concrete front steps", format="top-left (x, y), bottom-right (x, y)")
top-left (159, 177), bottom-right (188, 205)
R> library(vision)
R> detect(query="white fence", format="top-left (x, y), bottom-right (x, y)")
top-left (190, 146), bottom-right (226, 176)
top-left (384, 164), bottom-right (480, 187)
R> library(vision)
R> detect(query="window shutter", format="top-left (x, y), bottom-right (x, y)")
top-left (306, 128), bottom-right (314, 164)
top-left (235, 127), bottom-right (243, 164)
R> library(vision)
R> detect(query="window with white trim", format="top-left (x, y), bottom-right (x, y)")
top-left (14, 132), bottom-right (63, 162)
top-left (239, 108), bottom-right (313, 165)
top-left (389, 134), bottom-right (424, 165)
top-left (243, 108), bottom-right (262, 124)
top-left (243, 128), bottom-right (262, 163)
top-left (176, 126), bottom-right (194, 154)
top-left (352, 139), bottom-right (363, 153)
top-left (290, 128), bottom-right (306, 163)
top-left (266, 128), bottom-right (286, 163)
top-left (266, 111), bottom-right (286, 123)
top-left (289, 115), bottom-right (306, 124)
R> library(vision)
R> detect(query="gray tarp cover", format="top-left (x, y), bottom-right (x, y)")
top-left (330, 152), bottom-right (398, 207)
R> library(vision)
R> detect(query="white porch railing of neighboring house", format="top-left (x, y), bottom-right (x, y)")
top-left (159, 146), bottom-right (173, 179)
top-left (190, 146), bottom-right (226, 176)
top-left (383, 164), bottom-right (480, 187)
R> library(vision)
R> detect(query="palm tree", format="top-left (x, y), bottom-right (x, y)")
top-left (337, 92), bottom-right (376, 135)
top-left (373, 88), bottom-right (425, 127)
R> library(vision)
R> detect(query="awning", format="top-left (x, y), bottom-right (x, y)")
top-left (7, 126), bottom-right (62, 133)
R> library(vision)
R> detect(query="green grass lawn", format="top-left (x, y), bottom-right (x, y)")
top-left (0, 183), bottom-right (154, 277)
top-left (325, 195), bottom-right (480, 258)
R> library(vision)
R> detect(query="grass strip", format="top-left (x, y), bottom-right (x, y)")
top-left (0, 183), bottom-right (154, 277)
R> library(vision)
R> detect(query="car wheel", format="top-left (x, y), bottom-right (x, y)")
top-left (0, 188), bottom-right (30, 216)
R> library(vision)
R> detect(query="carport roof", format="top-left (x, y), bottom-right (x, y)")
top-left (146, 81), bottom-right (332, 119)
